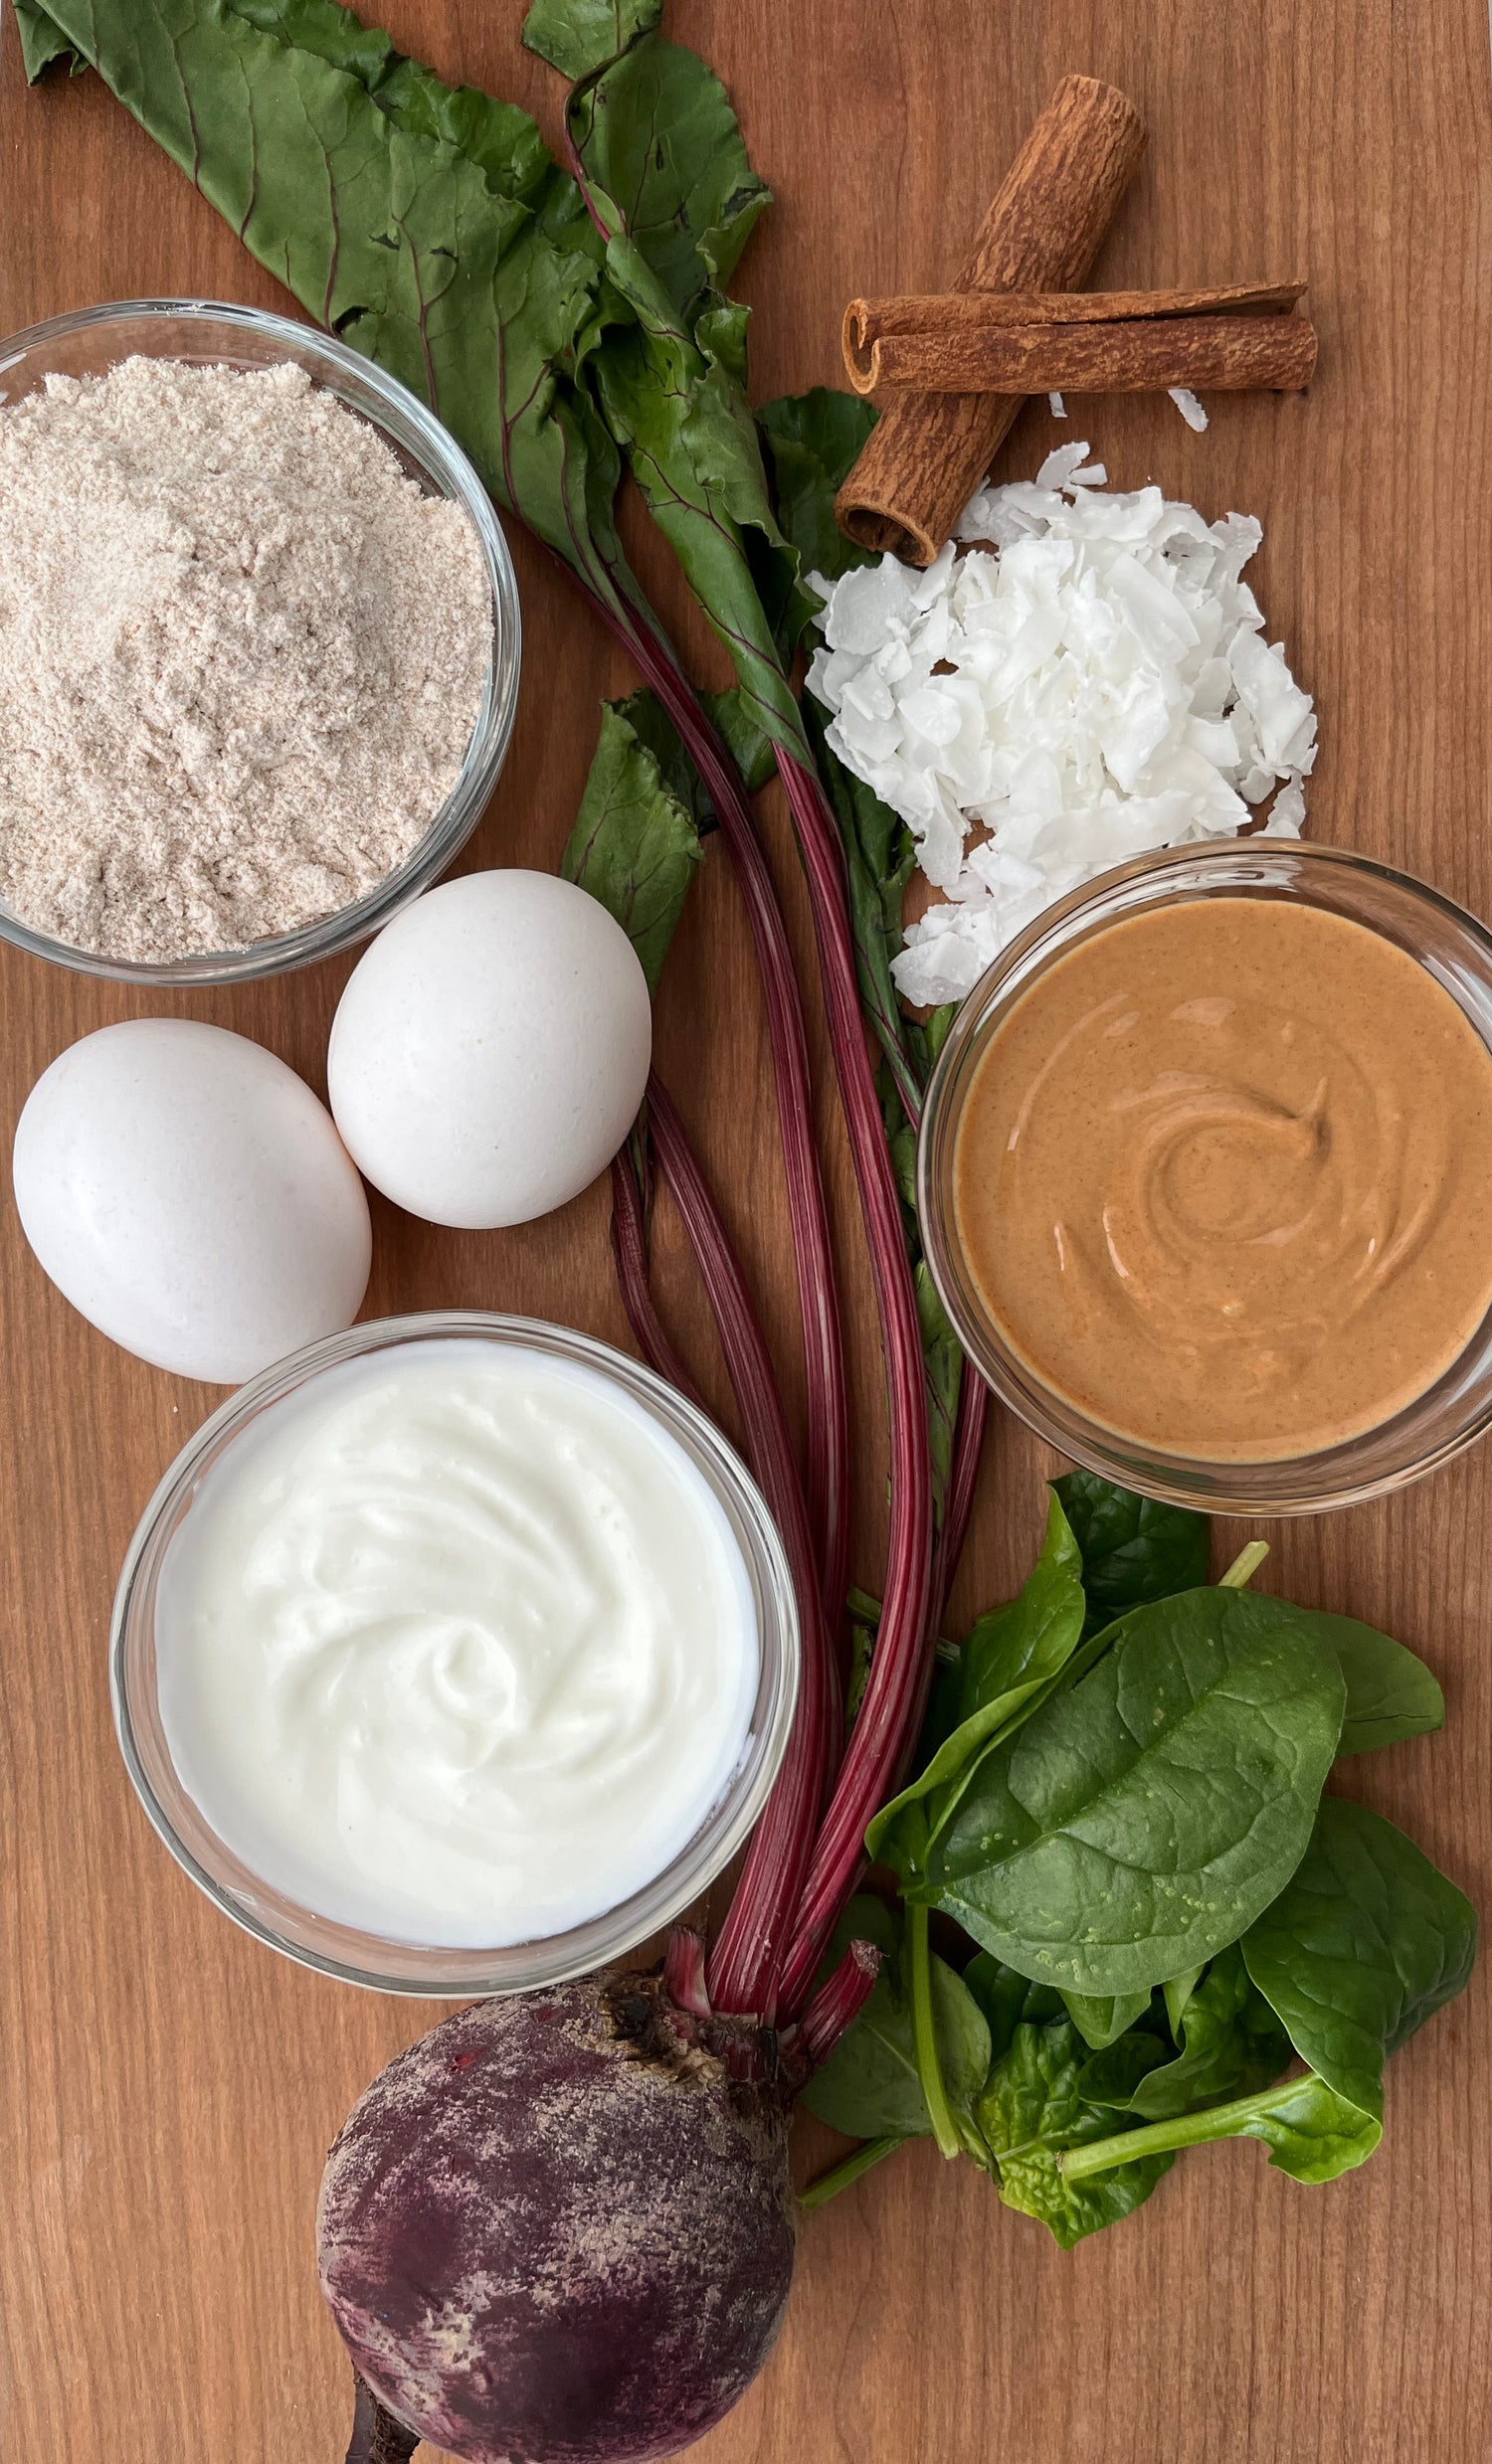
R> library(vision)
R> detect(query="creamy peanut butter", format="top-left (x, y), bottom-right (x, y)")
top-left (952, 897), bottom-right (1492, 1460)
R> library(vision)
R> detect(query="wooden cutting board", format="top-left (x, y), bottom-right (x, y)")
top-left (2, 1), bottom-right (1489, 2456)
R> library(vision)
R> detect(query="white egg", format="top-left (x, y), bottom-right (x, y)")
top-left (12, 1020), bottom-right (372, 1384)
top-left (327, 870), bottom-right (653, 1230)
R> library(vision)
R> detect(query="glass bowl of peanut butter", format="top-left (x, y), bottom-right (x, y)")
top-left (918, 840), bottom-right (1492, 1513)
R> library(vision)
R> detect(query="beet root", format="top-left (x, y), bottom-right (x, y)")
top-left (317, 1973), bottom-right (797, 2463)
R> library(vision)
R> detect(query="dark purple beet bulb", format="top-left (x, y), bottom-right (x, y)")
top-left (317, 1972), bottom-right (797, 2463)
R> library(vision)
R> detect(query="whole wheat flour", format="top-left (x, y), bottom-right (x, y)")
top-left (0, 356), bottom-right (491, 962)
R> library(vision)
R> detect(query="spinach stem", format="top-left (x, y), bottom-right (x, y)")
top-left (906, 1902), bottom-right (961, 2160)
top-left (1219, 1540), bottom-right (1270, 1590)
top-left (799, 2135), bottom-right (901, 2209)
top-left (1058, 2075), bottom-right (1307, 2182)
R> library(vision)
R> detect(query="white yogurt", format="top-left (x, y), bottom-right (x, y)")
top-left (153, 1337), bottom-right (761, 1948)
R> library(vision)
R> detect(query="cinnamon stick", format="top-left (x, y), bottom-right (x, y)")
top-left (846, 313), bottom-right (1318, 398)
top-left (843, 278), bottom-right (1306, 376)
top-left (835, 76), bottom-right (1147, 565)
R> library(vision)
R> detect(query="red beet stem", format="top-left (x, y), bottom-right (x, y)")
top-left (605, 596), bottom-right (850, 1635)
top-left (773, 755), bottom-right (936, 2018)
top-left (663, 1925), bottom-right (713, 2019)
top-left (798, 1938), bottom-right (881, 2066)
top-left (608, 1146), bottom-right (705, 1409)
top-left (346, 2371), bottom-right (418, 2464)
top-left (647, 1078), bottom-right (837, 2019)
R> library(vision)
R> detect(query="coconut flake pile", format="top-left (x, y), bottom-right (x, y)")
top-left (806, 443), bottom-right (1316, 1007)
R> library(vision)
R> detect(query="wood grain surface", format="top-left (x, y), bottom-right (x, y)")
top-left (2, 2), bottom-right (1491, 2458)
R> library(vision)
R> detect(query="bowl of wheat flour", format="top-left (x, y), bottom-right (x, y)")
top-left (0, 299), bottom-right (520, 983)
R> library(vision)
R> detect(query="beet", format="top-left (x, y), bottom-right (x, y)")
top-left (318, 1973), bottom-right (797, 2463)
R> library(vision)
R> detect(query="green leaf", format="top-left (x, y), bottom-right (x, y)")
top-left (1053, 1472), bottom-right (1211, 1641)
top-left (549, 29), bottom-right (805, 766)
top-left (701, 688), bottom-right (774, 794)
top-left (866, 1496), bottom-right (1087, 1881)
top-left (915, 1262), bottom-right (961, 1531)
top-left (917, 1588), bottom-right (1347, 1996)
top-left (588, 236), bottom-right (806, 759)
top-left (978, 2019), bottom-right (1175, 2247)
top-left (564, 33), bottom-right (770, 321)
top-left (961, 1496), bottom-right (1085, 1721)
top-left (1240, 1795), bottom-right (1477, 2125)
top-left (800, 1897), bottom-right (991, 2143)
top-left (234, 0), bottom-right (553, 197)
top-left (1078, 1946), bottom-right (1291, 2120)
top-left (1060, 2069), bottom-right (1383, 2192)
top-left (1288, 1610), bottom-right (1445, 1756)
top-left (1061, 1991), bottom-right (1152, 2051)
top-left (522, 0), bottom-right (659, 82)
top-left (15, 0), bottom-right (81, 78)
top-left (1163, 1965), bottom-right (1204, 2038)
top-left (962, 1954), bottom-right (1066, 2062)
top-left (758, 388), bottom-right (877, 588)
top-left (561, 696), bottom-right (703, 993)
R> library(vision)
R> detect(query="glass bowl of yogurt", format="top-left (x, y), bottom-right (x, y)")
top-left (110, 1314), bottom-right (800, 1994)
top-left (917, 839), bottom-right (1492, 1515)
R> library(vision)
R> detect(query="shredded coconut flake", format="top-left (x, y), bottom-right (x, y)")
top-left (806, 446), bottom-right (1315, 1006)
top-left (1048, 392), bottom-right (1067, 419)
top-left (1169, 386), bottom-right (1210, 433)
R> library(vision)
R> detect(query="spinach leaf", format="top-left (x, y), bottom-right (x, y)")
top-left (960, 1495), bottom-right (1085, 1720)
top-left (1061, 1991), bottom-right (1153, 2051)
top-left (1077, 1946), bottom-right (1290, 2120)
top-left (561, 695), bottom-right (703, 992)
top-left (962, 1954), bottom-right (1066, 2061)
top-left (800, 1898), bottom-right (991, 2144)
top-left (866, 1496), bottom-right (1087, 1880)
top-left (1052, 1471), bottom-right (1211, 1639)
top-left (916, 1588), bottom-right (1346, 1996)
top-left (977, 2018), bottom-right (1175, 2248)
top-left (1291, 1610), bottom-right (1445, 1755)
top-left (1059, 2070), bottom-right (1383, 2193)
top-left (1240, 1795), bottom-right (1477, 2123)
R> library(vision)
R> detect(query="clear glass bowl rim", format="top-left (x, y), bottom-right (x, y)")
top-left (0, 296), bottom-right (521, 985)
top-left (916, 838), bottom-right (1492, 1516)
top-left (110, 1312), bottom-right (802, 1996)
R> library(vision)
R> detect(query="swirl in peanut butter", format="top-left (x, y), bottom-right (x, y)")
top-left (952, 898), bottom-right (1492, 1460)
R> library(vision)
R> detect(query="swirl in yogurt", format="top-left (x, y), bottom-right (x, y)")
top-left (154, 1338), bottom-right (760, 1947)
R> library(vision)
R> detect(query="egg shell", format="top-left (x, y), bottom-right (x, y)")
top-left (12, 1019), bottom-right (371, 1384)
top-left (327, 870), bottom-right (653, 1230)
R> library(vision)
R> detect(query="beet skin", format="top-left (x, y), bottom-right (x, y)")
top-left (317, 1975), bottom-right (796, 2462)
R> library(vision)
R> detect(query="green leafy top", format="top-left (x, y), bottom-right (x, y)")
top-left (560, 695), bottom-right (703, 992)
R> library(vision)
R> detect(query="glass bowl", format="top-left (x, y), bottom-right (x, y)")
top-left (111, 1313), bottom-right (801, 1995)
top-left (917, 839), bottom-right (1492, 1516)
top-left (0, 298), bottom-right (521, 985)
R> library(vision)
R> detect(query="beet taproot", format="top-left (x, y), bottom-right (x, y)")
top-left (317, 1973), bottom-right (796, 2463)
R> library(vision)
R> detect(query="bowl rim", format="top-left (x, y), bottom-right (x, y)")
top-left (916, 837), bottom-right (1492, 1516)
top-left (0, 296), bottom-right (521, 985)
top-left (110, 1310), bottom-right (802, 1997)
